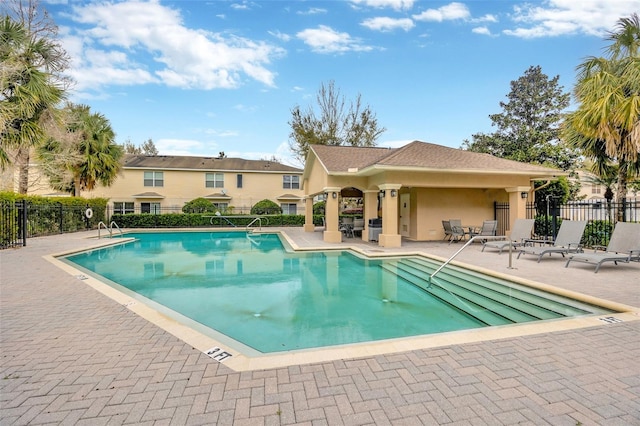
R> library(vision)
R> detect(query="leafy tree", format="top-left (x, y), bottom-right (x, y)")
top-left (38, 104), bottom-right (123, 196)
top-left (250, 199), bottom-right (281, 215)
top-left (562, 13), bottom-right (640, 221)
top-left (182, 197), bottom-right (216, 213)
top-left (141, 138), bottom-right (159, 155)
top-left (288, 80), bottom-right (386, 164)
top-left (463, 66), bottom-right (579, 171)
top-left (122, 138), bottom-right (159, 155)
top-left (0, 0), bottom-right (70, 193)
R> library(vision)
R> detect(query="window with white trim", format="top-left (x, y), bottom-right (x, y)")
top-left (206, 173), bottom-right (224, 188)
top-left (281, 203), bottom-right (297, 215)
top-left (141, 202), bottom-right (161, 214)
top-left (144, 171), bottom-right (163, 187)
top-left (113, 202), bottom-right (134, 214)
top-left (283, 175), bottom-right (299, 189)
top-left (212, 202), bottom-right (228, 212)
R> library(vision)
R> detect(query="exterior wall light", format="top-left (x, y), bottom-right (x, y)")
top-left (521, 192), bottom-right (528, 199)
top-left (332, 192), bottom-right (338, 199)
top-left (390, 189), bottom-right (397, 197)
top-left (380, 190), bottom-right (385, 198)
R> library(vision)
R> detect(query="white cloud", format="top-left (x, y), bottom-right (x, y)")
top-left (62, 0), bottom-right (284, 95)
top-left (413, 2), bottom-right (470, 22)
top-left (297, 25), bottom-right (374, 54)
top-left (474, 14), bottom-right (498, 24)
top-left (472, 26), bottom-right (492, 36)
top-left (296, 7), bottom-right (327, 15)
top-left (351, 0), bottom-right (415, 11)
top-left (155, 138), bottom-right (212, 156)
top-left (361, 17), bottom-right (415, 32)
top-left (504, 0), bottom-right (640, 38)
top-left (269, 30), bottom-right (292, 42)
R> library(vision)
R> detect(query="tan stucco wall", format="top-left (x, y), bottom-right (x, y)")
top-left (407, 187), bottom-right (506, 240)
top-left (86, 169), bottom-right (304, 211)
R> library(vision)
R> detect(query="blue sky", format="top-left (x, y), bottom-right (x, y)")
top-left (45, 0), bottom-right (640, 166)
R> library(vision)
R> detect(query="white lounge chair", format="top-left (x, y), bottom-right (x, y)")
top-left (565, 222), bottom-right (640, 273)
top-left (517, 220), bottom-right (587, 262)
top-left (482, 219), bottom-right (534, 254)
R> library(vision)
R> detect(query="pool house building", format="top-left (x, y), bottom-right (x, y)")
top-left (302, 141), bottom-right (565, 247)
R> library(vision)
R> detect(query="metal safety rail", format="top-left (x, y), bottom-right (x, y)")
top-left (97, 221), bottom-right (123, 239)
top-left (428, 235), bottom-right (513, 284)
top-left (246, 217), bottom-right (267, 233)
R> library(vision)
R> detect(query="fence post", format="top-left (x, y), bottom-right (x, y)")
top-left (58, 202), bottom-right (64, 233)
top-left (20, 199), bottom-right (27, 246)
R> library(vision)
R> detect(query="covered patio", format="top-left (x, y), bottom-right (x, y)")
top-left (302, 141), bottom-right (564, 247)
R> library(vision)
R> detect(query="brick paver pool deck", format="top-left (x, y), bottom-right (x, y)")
top-left (1, 228), bottom-right (639, 425)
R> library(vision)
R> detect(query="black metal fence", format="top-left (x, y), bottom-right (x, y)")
top-left (494, 202), bottom-right (510, 236)
top-left (0, 201), bottom-right (94, 248)
top-left (3, 199), bottom-right (638, 250)
top-left (1, 200), bottom-right (27, 248)
top-left (526, 199), bottom-right (639, 246)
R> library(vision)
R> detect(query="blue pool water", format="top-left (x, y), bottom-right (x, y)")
top-left (62, 231), bottom-right (612, 353)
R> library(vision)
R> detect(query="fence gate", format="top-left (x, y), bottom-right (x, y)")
top-left (1, 200), bottom-right (27, 248)
top-left (494, 202), bottom-right (510, 236)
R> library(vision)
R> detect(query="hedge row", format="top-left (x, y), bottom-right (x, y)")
top-left (0, 192), bottom-right (108, 239)
top-left (110, 213), bottom-right (327, 228)
top-left (533, 215), bottom-right (615, 248)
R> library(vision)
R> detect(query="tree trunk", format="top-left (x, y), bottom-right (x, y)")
top-left (616, 163), bottom-right (628, 222)
top-left (16, 147), bottom-right (30, 194)
top-left (74, 176), bottom-right (81, 197)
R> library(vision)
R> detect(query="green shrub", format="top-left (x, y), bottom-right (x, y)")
top-left (533, 215), bottom-right (562, 238)
top-left (182, 197), bottom-right (216, 213)
top-left (111, 213), bottom-right (309, 228)
top-left (582, 220), bottom-right (613, 248)
top-left (313, 201), bottom-right (325, 215)
top-left (0, 192), bottom-right (108, 237)
top-left (250, 199), bottom-right (282, 215)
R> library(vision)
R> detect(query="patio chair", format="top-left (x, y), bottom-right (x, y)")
top-left (517, 220), bottom-right (587, 262)
top-left (482, 219), bottom-right (534, 254)
top-left (448, 219), bottom-right (467, 244)
top-left (442, 220), bottom-right (454, 241)
top-left (565, 222), bottom-right (640, 273)
top-left (469, 220), bottom-right (497, 242)
top-left (352, 218), bottom-right (364, 237)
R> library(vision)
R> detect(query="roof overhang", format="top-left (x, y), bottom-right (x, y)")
top-left (328, 164), bottom-right (566, 179)
top-left (204, 193), bottom-right (232, 200)
top-left (132, 192), bottom-right (165, 199)
top-left (277, 194), bottom-right (302, 201)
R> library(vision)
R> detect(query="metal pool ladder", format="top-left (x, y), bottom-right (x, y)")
top-left (245, 217), bottom-right (266, 233)
top-left (428, 235), bottom-right (511, 284)
top-left (98, 221), bottom-right (123, 238)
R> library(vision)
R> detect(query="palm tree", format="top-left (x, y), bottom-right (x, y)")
top-left (0, 15), bottom-right (66, 192)
top-left (563, 14), bottom-right (640, 221)
top-left (38, 104), bottom-right (123, 196)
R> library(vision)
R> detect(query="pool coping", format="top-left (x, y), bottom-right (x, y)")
top-left (45, 229), bottom-right (640, 372)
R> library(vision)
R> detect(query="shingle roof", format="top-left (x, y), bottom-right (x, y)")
top-left (310, 141), bottom-right (561, 175)
top-left (123, 155), bottom-right (303, 173)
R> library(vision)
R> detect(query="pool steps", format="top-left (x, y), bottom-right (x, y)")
top-left (380, 257), bottom-right (596, 326)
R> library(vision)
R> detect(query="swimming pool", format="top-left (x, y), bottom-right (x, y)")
top-left (62, 231), bottom-right (614, 355)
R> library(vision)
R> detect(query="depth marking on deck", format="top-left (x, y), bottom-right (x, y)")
top-left (599, 316), bottom-right (623, 324)
top-left (206, 347), bottom-right (233, 362)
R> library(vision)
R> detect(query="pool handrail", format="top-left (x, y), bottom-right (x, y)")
top-left (97, 221), bottom-right (123, 239)
top-left (429, 235), bottom-right (511, 283)
top-left (246, 217), bottom-right (266, 232)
